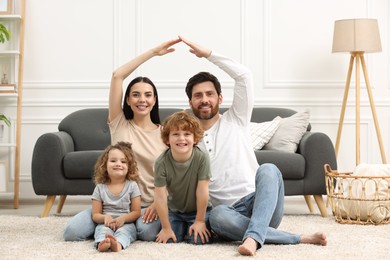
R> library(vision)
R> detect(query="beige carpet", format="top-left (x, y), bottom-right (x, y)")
top-left (1, 214), bottom-right (388, 260)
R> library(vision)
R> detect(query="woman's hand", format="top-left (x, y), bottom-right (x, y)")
top-left (152, 38), bottom-right (182, 56)
top-left (179, 36), bottom-right (212, 58)
top-left (142, 203), bottom-right (159, 223)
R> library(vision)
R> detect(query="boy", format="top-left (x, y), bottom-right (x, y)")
top-left (154, 111), bottom-right (212, 244)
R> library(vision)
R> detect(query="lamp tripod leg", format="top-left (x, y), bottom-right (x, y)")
top-left (335, 55), bottom-right (354, 157)
top-left (360, 56), bottom-right (387, 163)
top-left (355, 54), bottom-right (361, 165)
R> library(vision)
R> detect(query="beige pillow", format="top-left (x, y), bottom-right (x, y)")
top-left (249, 117), bottom-right (281, 150)
top-left (263, 109), bottom-right (310, 153)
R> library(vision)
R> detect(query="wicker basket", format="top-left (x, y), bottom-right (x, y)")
top-left (324, 164), bottom-right (390, 225)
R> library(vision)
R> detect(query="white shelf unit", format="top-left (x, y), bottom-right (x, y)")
top-left (0, 0), bottom-right (25, 208)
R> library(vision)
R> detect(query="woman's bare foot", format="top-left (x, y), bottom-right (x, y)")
top-left (238, 237), bottom-right (258, 256)
top-left (97, 238), bottom-right (111, 252)
top-left (300, 232), bottom-right (327, 246)
top-left (106, 233), bottom-right (122, 252)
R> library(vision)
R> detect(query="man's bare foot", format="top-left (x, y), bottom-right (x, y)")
top-left (300, 232), bottom-right (327, 246)
top-left (106, 233), bottom-right (122, 252)
top-left (238, 237), bottom-right (258, 256)
top-left (97, 238), bottom-right (111, 252)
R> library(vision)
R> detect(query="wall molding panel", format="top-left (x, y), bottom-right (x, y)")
top-left (1, 0), bottom-right (389, 199)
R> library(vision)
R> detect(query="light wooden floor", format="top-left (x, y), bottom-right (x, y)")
top-left (0, 196), bottom-right (331, 217)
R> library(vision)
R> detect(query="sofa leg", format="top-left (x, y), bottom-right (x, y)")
top-left (313, 195), bottom-right (328, 217)
top-left (57, 195), bottom-right (67, 214)
top-left (41, 195), bottom-right (56, 217)
top-left (304, 195), bottom-right (314, 213)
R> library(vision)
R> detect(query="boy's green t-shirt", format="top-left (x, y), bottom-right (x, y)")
top-left (154, 146), bottom-right (212, 213)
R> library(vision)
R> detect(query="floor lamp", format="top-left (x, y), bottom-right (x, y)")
top-left (332, 19), bottom-right (387, 165)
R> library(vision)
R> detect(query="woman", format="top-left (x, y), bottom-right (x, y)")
top-left (63, 37), bottom-right (181, 242)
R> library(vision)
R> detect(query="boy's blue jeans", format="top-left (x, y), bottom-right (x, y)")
top-left (168, 207), bottom-right (213, 244)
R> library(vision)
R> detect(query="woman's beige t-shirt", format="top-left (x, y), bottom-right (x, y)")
top-left (109, 112), bottom-right (167, 207)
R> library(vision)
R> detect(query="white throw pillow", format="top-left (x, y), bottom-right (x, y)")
top-left (249, 116), bottom-right (282, 150)
top-left (263, 109), bottom-right (310, 153)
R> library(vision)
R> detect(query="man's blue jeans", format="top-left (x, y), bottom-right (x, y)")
top-left (63, 207), bottom-right (161, 242)
top-left (209, 163), bottom-right (300, 247)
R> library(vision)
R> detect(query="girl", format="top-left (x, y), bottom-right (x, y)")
top-left (92, 141), bottom-right (141, 252)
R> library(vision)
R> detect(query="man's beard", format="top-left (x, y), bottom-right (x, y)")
top-left (192, 104), bottom-right (219, 120)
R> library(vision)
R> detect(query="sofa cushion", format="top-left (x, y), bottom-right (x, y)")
top-left (263, 110), bottom-right (310, 153)
top-left (63, 151), bottom-right (103, 179)
top-left (255, 150), bottom-right (305, 179)
top-left (249, 117), bottom-right (282, 150)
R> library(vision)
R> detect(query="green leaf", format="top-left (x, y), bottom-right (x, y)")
top-left (0, 23), bottom-right (11, 43)
top-left (0, 114), bottom-right (11, 127)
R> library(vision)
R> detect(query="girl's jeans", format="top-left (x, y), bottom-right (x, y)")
top-left (94, 223), bottom-right (136, 249)
top-left (64, 207), bottom-right (161, 242)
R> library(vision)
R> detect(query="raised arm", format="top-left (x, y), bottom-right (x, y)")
top-left (109, 38), bottom-right (181, 122)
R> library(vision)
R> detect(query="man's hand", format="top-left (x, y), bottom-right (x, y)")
top-left (179, 36), bottom-right (212, 58)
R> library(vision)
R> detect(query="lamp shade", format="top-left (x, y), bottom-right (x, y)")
top-left (332, 19), bottom-right (382, 53)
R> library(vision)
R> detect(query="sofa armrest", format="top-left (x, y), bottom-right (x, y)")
top-left (297, 132), bottom-right (337, 195)
top-left (31, 131), bottom-right (75, 195)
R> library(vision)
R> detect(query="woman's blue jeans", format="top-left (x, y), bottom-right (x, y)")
top-left (209, 163), bottom-right (300, 247)
top-left (63, 207), bottom-right (161, 242)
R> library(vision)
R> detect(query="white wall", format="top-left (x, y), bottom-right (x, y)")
top-left (1, 0), bottom-right (390, 199)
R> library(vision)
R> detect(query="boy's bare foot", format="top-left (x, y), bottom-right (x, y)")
top-left (106, 233), bottom-right (122, 252)
top-left (300, 232), bottom-right (327, 246)
top-left (97, 238), bottom-right (111, 252)
top-left (238, 237), bottom-right (258, 256)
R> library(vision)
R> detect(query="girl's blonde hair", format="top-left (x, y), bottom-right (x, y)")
top-left (161, 111), bottom-right (204, 145)
top-left (93, 141), bottom-right (139, 184)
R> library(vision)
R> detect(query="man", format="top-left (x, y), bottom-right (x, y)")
top-left (180, 36), bottom-right (327, 256)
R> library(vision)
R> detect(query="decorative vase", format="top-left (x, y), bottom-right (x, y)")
top-left (1, 73), bottom-right (8, 84)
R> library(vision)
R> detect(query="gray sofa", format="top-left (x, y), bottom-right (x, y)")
top-left (32, 107), bottom-right (337, 217)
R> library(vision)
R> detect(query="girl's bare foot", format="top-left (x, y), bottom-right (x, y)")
top-left (106, 233), bottom-right (122, 252)
top-left (300, 232), bottom-right (327, 246)
top-left (238, 237), bottom-right (258, 256)
top-left (97, 238), bottom-right (111, 252)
